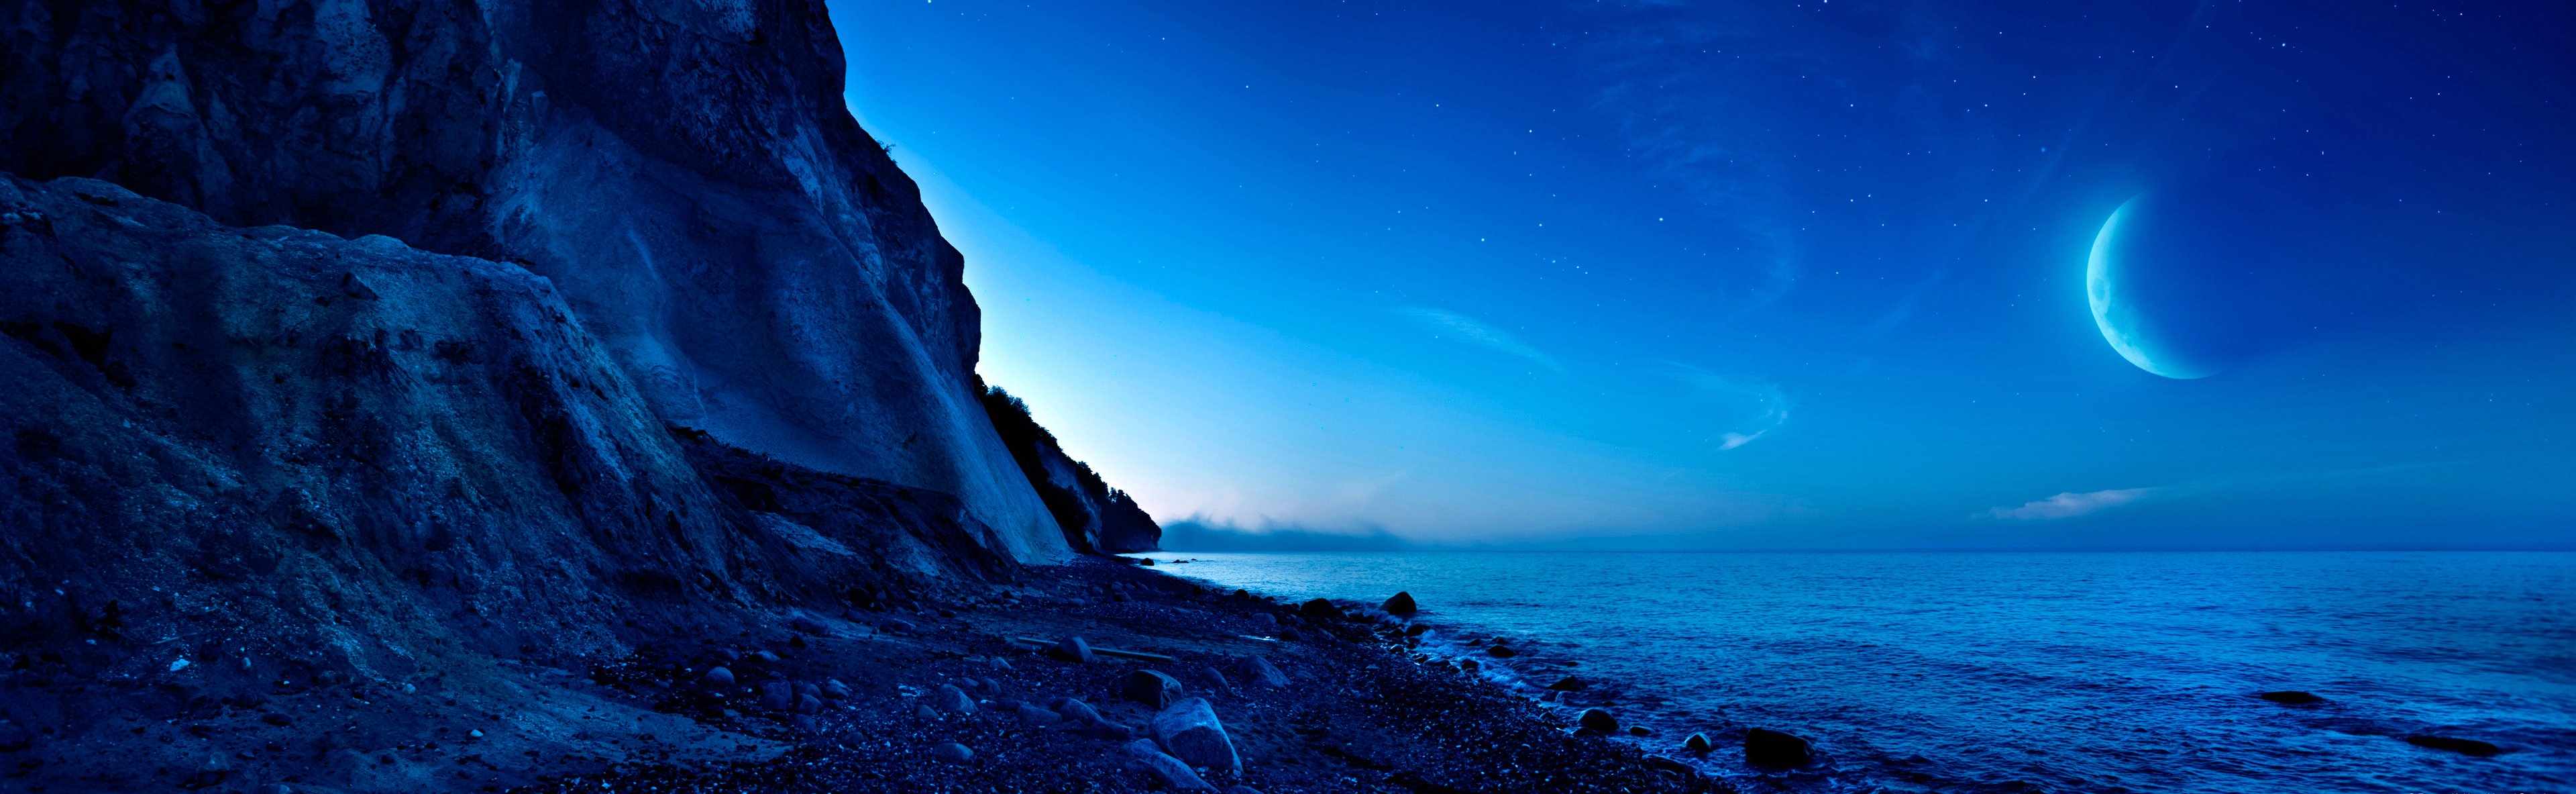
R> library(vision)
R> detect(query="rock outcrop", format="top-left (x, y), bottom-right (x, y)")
top-left (0, 0), bottom-right (1068, 560)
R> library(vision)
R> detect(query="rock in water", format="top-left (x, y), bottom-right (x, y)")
top-left (1745, 728), bottom-right (1814, 767)
top-left (1382, 591), bottom-right (1418, 616)
top-left (1548, 676), bottom-right (1587, 691)
top-left (1121, 670), bottom-right (1186, 708)
top-left (1152, 698), bottom-right (1242, 775)
top-left (1487, 645), bottom-right (1518, 658)
top-left (1578, 709), bottom-right (1620, 734)
top-left (933, 684), bottom-right (977, 715)
top-left (1684, 733), bottom-right (1713, 752)
top-left (2404, 735), bottom-right (2502, 756)
top-left (1050, 636), bottom-right (1097, 664)
top-left (2259, 691), bottom-right (2326, 704)
top-left (1123, 739), bottom-right (1218, 792)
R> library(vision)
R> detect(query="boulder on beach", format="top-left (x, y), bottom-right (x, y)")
top-left (1152, 697), bottom-right (1242, 775)
top-left (930, 742), bottom-right (973, 763)
top-left (2258, 691), bottom-right (2326, 704)
top-left (1013, 702), bottom-right (1061, 726)
top-left (932, 684), bottom-right (977, 715)
top-left (1745, 728), bottom-right (1813, 767)
top-left (1383, 591), bottom-right (1418, 615)
top-left (699, 666), bottom-right (735, 689)
top-left (1548, 676), bottom-right (1586, 691)
top-left (1048, 636), bottom-right (1096, 663)
top-left (2404, 735), bottom-right (2502, 756)
top-left (1578, 708), bottom-right (1619, 734)
top-left (1123, 739), bottom-right (1218, 792)
top-left (1236, 656), bottom-right (1291, 688)
top-left (1684, 732), bottom-right (1713, 753)
top-left (1120, 669), bottom-right (1186, 709)
top-left (1300, 598), bottom-right (1343, 621)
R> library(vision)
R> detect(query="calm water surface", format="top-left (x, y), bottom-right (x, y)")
top-left (1141, 551), bottom-right (2574, 794)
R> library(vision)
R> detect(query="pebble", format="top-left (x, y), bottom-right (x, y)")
top-left (1120, 669), bottom-right (1186, 708)
top-left (750, 650), bottom-right (780, 663)
top-left (914, 705), bottom-right (939, 721)
top-left (1577, 708), bottom-right (1619, 734)
top-left (932, 683), bottom-right (977, 715)
top-left (989, 656), bottom-right (1015, 672)
top-left (468, 729), bottom-right (486, 740)
top-left (1049, 636), bottom-right (1096, 664)
top-left (1050, 696), bottom-right (1105, 724)
top-left (788, 615), bottom-right (828, 636)
top-left (1150, 697), bottom-right (1240, 775)
top-left (930, 742), bottom-right (973, 763)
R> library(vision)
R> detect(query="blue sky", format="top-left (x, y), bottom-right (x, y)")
top-left (829, 0), bottom-right (2573, 550)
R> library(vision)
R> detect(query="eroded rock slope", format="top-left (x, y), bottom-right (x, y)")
top-left (0, 0), bottom-right (1068, 560)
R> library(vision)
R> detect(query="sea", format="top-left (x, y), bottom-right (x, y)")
top-left (1138, 551), bottom-right (2575, 794)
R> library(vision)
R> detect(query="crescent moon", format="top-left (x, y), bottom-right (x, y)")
top-left (2088, 197), bottom-right (2214, 379)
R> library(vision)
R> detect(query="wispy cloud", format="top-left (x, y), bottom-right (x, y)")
top-left (1396, 307), bottom-right (1563, 371)
top-left (1656, 360), bottom-right (1790, 450)
top-left (1984, 487), bottom-right (2157, 520)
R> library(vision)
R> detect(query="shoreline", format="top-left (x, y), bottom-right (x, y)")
top-left (504, 556), bottom-right (1721, 793)
top-left (1, 556), bottom-right (1720, 793)
top-left (1136, 556), bottom-right (1810, 791)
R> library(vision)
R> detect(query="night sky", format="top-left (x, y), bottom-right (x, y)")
top-left (830, 1), bottom-right (2574, 549)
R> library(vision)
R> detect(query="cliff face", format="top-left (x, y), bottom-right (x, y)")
top-left (0, 175), bottom-right (1020, 790)
top-left (980, 386), bottom-right (1163, 554)
top-left (0, 0), bottom-right (1067, 562)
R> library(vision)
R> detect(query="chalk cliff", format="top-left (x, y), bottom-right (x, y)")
top-left (0, 3), bottom-right (1166, 789)
top-left (0, 0), bottom-right (1067, 561)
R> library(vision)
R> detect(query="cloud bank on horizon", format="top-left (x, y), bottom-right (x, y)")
top-left (839, 0), bottom-right (2576, 550)
top-left (1986, 488), bottom-right (2157, 521)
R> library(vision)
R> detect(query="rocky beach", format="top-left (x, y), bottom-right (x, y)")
top-left (0, 1), bottom-right (1711, 791)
